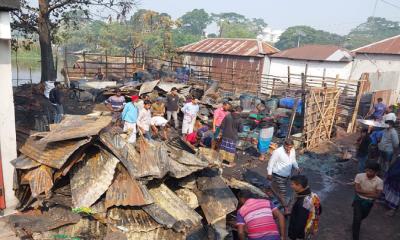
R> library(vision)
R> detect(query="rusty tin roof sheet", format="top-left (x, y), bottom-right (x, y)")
top-left (147, 184), bottom-right (202, 229)
top-left (353, 35), bottom-right (400, 55)
top-left (11, 155), bottom-right (41, 170)
top-left (70, 148), bottom-right (119, 208)
top-left (107, 208), bottom-right (185, 240)
top-left (197, 174), bottom-right (238, 225)
top-left (271, 44), bottom-right (353, 62)
top-left (177, 38), bottom-right (279, 57)
top-left (105, 165), bottom-right (153, 208)
top-left (42, 115), bottom-right (112, 143)
top-left (7, 206), bottom-right (81, 233)
top-left (20, 137), bottom-right (91, 169)
top-left (100, 132), bottom-right (164, 179)
top-left (25, 165), bottom-right (54, 198)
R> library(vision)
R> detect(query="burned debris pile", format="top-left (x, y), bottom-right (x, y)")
top-left (6, 113), bottom-right (251, 240)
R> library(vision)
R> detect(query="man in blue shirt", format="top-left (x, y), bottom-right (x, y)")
top-left (367, 98), bottom-right (386, 120)
top-left (122, 95), bottom-right (139, 143)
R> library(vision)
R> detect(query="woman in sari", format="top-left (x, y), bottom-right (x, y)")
top-left (383, 158), bottom-right (400, 216)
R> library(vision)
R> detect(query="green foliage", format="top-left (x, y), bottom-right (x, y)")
top-left (172, 30), bottom-right (203, 47)
top-left (276, 26), bottom-right (344, 50)
top-left (179, 9), bottom-right (211, 35)
top-left (344, 17), bottom-right (400, 49)
top-left (212, 12), bottom-right (267, 38)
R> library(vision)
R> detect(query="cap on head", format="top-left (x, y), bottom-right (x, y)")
top-left (131, 95), bottom-right (139, 102)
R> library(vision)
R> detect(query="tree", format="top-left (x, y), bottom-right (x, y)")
top-left (344, 17), bottom-right (400, 49)
top-left (12, 0), bottom-right (136, 82)
top-left (212, 13), bottom-right (267, 38)
top-left (179, 9), bottom-right (211, 36)
top-left (275, 26), bottom-right (344, 50)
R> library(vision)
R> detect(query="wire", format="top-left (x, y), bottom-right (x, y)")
top-left (380, 0), bottom-right (400, 10)
top-left (372, 0), bottom-right (379, 17)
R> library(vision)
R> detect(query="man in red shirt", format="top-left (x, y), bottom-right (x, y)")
top-left (237, 190), bottom-right (286, 240)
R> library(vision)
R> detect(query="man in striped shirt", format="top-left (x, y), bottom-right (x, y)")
top-left (237, 190), bottom-right (286, 240)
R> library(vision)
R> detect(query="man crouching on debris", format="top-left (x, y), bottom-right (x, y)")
top-left (237, 190), bottom-right (286, 240)
top-left (267, 139), bottom-right (300, 208)
top-left (137, 100), bottom-right (152, 140)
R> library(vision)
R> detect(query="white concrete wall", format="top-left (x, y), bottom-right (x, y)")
top-left (350, 53), bottom-right (400, 81)
top-left (0, 11), bottom-right (18, 211)
top-left (267, 58), bottom-right (353, 85)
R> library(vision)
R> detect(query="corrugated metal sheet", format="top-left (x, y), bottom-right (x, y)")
top-left (197, 174), bottom-right (238, 225)
top-left (353, 35), bottom-right (400, 55)
top-left (224, 177), bottom-right (267, 198)
top-left (20, 137), bottom-right (91, 169)
top-left (107, 208), bottom-right (185, 240)
top-left (42, 115), bottom-right (112, 143)
top-left (7, 206), bottom-right (81, 233)
top-left (11, 155), bottom-right (41, 170)
top-left (105, 165), bottom-right (153, 208)
top-left (70, 148), bottom-right (119, 208)
top-left (143, 203), bottom-right (186, 232)
top-left (147, 184), bottom-right (202, 229)
top-left (271, 45), bottom-right (353, 62)
top-left (0, 0), bottom-right (20, 10)
top-left (100, 132), bottom-right (164, 179)
top-left (178, 38), bottom-right (278, 57)
top-left (25, 165), bottom-right (53, 198)
top-left (139, 80), bottom-right (160, 96)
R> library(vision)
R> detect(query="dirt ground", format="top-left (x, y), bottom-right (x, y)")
top-left (223, 129), bottom-right (400, 240)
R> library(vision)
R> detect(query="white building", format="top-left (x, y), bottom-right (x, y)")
top-left (257, 27), bottom-right (284, 44)
top-left (0, 0), bottom-right (19, 213)
top-left (267, 44), bottom-right (354, 85)
top-left (350, 35), bottom-right (400, 96)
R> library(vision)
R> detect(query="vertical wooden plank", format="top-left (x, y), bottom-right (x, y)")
top-left (124, 53), bottom-right (127, 80)
top-left (64, 47), bottom-right (69, 86)
top-left (83, 51), bottom-right (87, 78)
top-left (0, 146), bottom-right (6, 209)
top-left (105, 50), bottom-right (108, 79)
top-left (272, 78), bottom-right (276, 96)
top-left (322, 68), bottom-right (326, 87)
top-left (335, 74), bottom-right (339, 88)
top-left (287, 66), bottom-right (291, 91)
top-left (347, 74), bottom-right (367, 133)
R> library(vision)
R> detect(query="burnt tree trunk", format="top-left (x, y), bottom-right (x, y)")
top-left (38, 0), bottom-right (56, 82)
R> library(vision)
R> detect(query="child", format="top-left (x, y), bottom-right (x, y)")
top-left (288, 175), bottom-right (322, 240)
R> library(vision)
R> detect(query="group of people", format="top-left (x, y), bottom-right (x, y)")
top-left (235, 139), bottom-right (322, 240)
top-left (352, 98), bottom-right (400, 240)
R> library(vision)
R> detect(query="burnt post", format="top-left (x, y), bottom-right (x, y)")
top-left (124, 53), bottom-right (127, 80)
top-left (83, 51), bottom-right (87, 78)
top-left (105, 50), bottom-right (109, 79)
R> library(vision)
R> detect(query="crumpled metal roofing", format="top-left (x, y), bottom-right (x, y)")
top-left (11, 155), bottom-right (41, 170)
top-left (7, 206), bottom-right (81, 233)
top-left (353, 35), bottom-right (400, 55)
top-left (20, 137), bottom-right (91, 169)
top-left (105, 165), bottom-right (153, 208)
top-left (70, 148), bottom-right (119, 208)
top-left (100, 132), bottom-right (163, 179)
top-left (42, 115), bottom-right (112, 143)
top-left (25, 165), bottom-right (53, 198)
top-left (147, 184), bottom-right (202, 229)
top-left (139, 80), bottom-right (160, 96)
top-left (107, 208), bottom-right (185, 240)
top-left (197, 174), bottom-right (238, 225)
top-left (224, 177), bottom-right (267, 198)
top-left (177, 38), bottom-right (279, 57)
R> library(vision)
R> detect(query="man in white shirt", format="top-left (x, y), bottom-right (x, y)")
top-left (181, 98), bottom-right (200, 137)
top-left (267, 139), bottom-right (300, 207)
top-left (137, 100), bottom-right (152, 140)
top-left (352, 162), bottom-right (383, 240)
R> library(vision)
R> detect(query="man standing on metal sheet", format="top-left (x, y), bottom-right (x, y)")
top-left (212, 101), bottom-right (231, 149)
top-left (237, 190), bottom-right (286, 240)
top-left (137, 100), bottom-right (152, 140)
top-left (166, 87), bottom-right (180, 129)
top-left (49, 82), bottom-right (64, 123)
top-left (105, 89), bottom-right (126, 124)
top-left (181, 97), bottom-right (200, 137)
top-left (151, 97), bottom-right (166, 117)
top-left (267, 139), bottom-right (300, 208)
top-left (122, 95), bottom-right (139, 143)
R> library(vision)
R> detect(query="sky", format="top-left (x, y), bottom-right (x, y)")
top-left (137, 0), bottom-right (400, 35)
